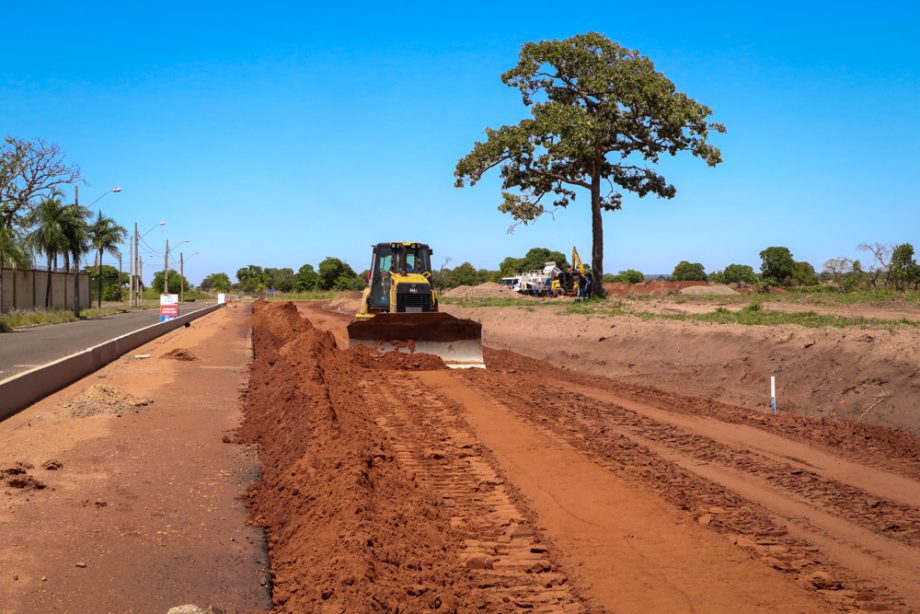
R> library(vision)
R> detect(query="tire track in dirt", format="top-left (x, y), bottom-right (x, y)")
top-left (531, 385), bottom-right (920, 548)
top-left (362, 375), bottom-right (587, 612)
top-left (481, 347), bottom-right (920, 482)
top-left (457, 367), bottom-right (912, 612)
top-left (424, 370), bottom-right (829, 613)
top-left (570, 383), bottom-right (920, 509)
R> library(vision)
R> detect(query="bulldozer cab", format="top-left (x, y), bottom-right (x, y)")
top-left (368, 242), bottom-right (432, 311)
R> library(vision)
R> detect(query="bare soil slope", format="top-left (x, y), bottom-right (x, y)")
top-left (446, 304), bottom-right (920, 434)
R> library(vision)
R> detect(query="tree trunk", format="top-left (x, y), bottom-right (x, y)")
top-left (73, 254), bottom-right (81, 317)
top-left (590, 172), bottom-right (605, 297)
top-left (46, 254), bottom-right (53, 309)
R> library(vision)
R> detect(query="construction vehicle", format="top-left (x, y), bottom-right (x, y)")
top-left (346, 242), bottom-right (485, 368)
top-left (551, 246), bottom-right (586, 296)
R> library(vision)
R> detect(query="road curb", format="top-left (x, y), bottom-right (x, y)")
top-left (0, 304), bottom-right (224, 421)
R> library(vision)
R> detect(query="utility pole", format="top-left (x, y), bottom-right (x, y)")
top-left (118, 252), bottom-right (123, 302)
top-left (130, 223), bottom-right (137, 306)
top-left (180, 252), bottom-right (185, 303)
top-left (163, 239), bottom-right (169, 294)
top-left (73, 186), bottom-right (81, 317)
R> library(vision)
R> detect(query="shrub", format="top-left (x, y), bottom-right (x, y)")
top-left (672, 261), bottom-right (707, 281)
top-left (791, 261), bottom-right (818, 286)
top-left (607, 269), bottom-right (644, 284)
top-left (759, 246), bottom-right (795, 285)
top-left (721, 264), bottom-right (758, 285)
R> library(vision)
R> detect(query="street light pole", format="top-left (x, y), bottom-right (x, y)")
top-left (131, 222), bottom-right (138, 306)
top-left (164, 239), bottom-right (169, 294)
top-left (73, 186), bottom-right (80, 317)
top-left (180, 252), bottom-right (184, 302)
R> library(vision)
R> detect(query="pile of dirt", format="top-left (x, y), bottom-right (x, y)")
top-left (1, 462), bottom-right (47, 490)
top-left (161, 348), bottom-right (200, 361)
top-left (345, 344), bottom-right (446, 370)
top-left (237, 301), bottom-right (484, 612)
top-left (604, 280), bottom-right (708, 297)
top-left (325, 295), bottom-right (360, 313)
top-left (62, 384), bottom-right (153, 418)
top-left (680, 283), bottom-right (739, 296)
top-left (442, 282), bottom-right (531, 300)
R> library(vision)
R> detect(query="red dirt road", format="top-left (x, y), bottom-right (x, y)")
top-left (232, 300), bottom-right (919, 613)
top-left (0, 305), bottom-right (269, 614)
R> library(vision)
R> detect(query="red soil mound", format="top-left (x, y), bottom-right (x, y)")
top-left (345, 344), bottom-right (446, 371)
top-left (161, 348), bottom-right (199, 361)
top-left (237, 301), bottom-right (476, 612)
top-left (604, 280), bottom-right (708, 297)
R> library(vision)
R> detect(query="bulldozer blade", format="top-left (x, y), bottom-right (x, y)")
top-left (347, 312), bottom-right (485, 369)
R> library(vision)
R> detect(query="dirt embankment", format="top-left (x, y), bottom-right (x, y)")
top-left (238, 302), bottom-right (534, 612)
top-left (604, 280), bottom-right (708, 296)
top-left (446, 305), bottom-right (920, 435)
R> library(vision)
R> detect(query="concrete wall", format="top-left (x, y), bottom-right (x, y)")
top-left (0, 268), bottom-right (90, 312)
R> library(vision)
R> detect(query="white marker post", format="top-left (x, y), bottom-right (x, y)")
top-left (770, 376), bottom-right (776, 415)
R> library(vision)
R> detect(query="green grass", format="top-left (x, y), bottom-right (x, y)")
top-left (265, 290), bottom-right (340, 301)
top-left (0, 304), bottom-right (159, 332)
top-left (554, 301), bottom-right (918, 329)
top-left (682, 287), bottom-right (920, 305)
top-left (439, 297), bottom-right (551, 307)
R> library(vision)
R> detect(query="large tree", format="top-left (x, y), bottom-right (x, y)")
top-left (200, 272), bottom-right (231, 293)
top-left (152, 269), bottom-right (190, 295)
top-left (455, 33), bottom-right (724, 291)
top-left (0, 138), bottom-right (80, 312)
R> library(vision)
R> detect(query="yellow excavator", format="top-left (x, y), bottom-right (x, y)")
top-left (346, 242), bottom-right (485, 368)
top-left (551, 246), bottom-right (586, 296)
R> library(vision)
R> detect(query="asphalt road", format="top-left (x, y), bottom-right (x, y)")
top-left (0, 307), bottom-right (199, 379)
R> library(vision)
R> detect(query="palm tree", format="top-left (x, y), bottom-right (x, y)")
top-left (26, 191), bottom-right (69, 308)
top-left (88, 211), bottom-right (126, 307)
top-left (60, 204), bottom-right (91, 315)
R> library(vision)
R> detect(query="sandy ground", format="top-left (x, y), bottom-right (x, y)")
top-left (232, 300), bottom-right (919, 612)
top-left (0, 304), bottom-right (270, 614)
top-left (441, 303), bottom-right (920, 435)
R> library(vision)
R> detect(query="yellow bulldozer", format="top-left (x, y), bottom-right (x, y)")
top-left (346, 242), bottom-right (485, 368)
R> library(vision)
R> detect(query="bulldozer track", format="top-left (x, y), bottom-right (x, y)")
top-left (362, 374), bottom-right (587, 612)
top-left (458, 368), bottom-right (915, 612)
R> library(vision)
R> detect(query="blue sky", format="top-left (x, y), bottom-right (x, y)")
top-left (2, 1), bottom-right (917, 283)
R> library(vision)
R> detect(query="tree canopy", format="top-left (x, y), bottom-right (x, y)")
top-left (605, 269), bottom-right (644, 284)
top-left (294, 264), bottom-right (321, 291)
top-left (720, 264), bottom-right (758, 285)
top-left (499, 247), bottom-right (569, 277)
top-left (759, 247), bottom-right (796, 284)
top-left (671, 261), bottom-right (707, 281)
top-left (318, 257), bottom-right (364, 291)
top-left (455, 32), bottom-right (724, 290)
top-left (152, 269), bottom-right (190, 295)
top-left (200, 272), bottom-right (231, 292)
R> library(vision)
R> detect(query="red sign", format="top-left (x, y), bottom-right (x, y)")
top-left (160, 303), bottom-right (179, 320)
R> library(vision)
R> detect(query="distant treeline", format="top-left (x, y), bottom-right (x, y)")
top-left (200, 242), bottom-right (920, 294)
